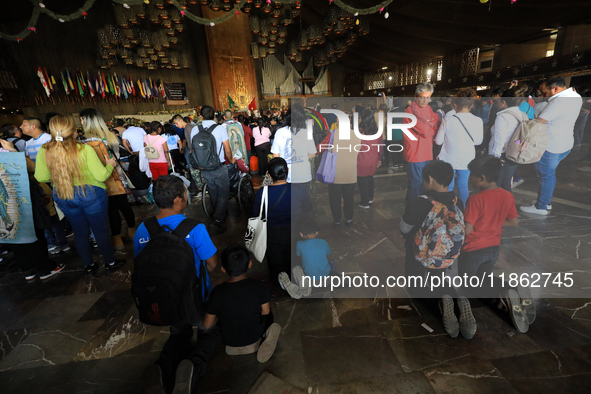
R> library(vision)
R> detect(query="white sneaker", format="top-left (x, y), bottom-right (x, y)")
top-left (292, 266), bottom-right (311, 297)
top-left (520, 204), bottom-right (549, 216)
top-left (278, 272), bottom-right (302, 299)
top-left (257, 322), bottom-right (281, 363)
top-left (531, 200), bottom-right (552, 210)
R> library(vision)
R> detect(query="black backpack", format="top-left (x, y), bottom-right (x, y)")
top-left (131, 217), bottom-right (207, 326)
top-left (190, 123), bottom-right (223, 171)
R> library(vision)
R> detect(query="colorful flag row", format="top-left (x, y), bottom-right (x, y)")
top-left (36, 67), bottom-right (167, 100)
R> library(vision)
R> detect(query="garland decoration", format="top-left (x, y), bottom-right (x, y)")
top-left (0, 0), bottom-right (97, 41)
top-left (168, 0), bottom-right (248, 26)
top-left (1, 0), bottom-right (405, 42)
top-left (332, 0), bottom-right (395, 15)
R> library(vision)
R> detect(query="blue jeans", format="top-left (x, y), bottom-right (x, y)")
top-left (45, 214), bottom-right (68, 248)
top-left (533, 150), bottom-right (570, 210)
top-left (448, 169), bottom-right (470, 208)
top-left (406, 161), bottom-right (429, 203)
top-left (53, 186), bottom-right (114, 267)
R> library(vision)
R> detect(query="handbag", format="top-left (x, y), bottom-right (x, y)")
top-left (245, 186), bottom-right (268, 262)
top-left (453, 115), bottom-right (474, 142)
top-left (316, 131), bottom-right (337, 183)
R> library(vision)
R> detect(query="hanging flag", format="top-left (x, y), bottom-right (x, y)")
top-left (43, 68), bottom-right (53, 92)
top-left (51, 74), bottom-right (58, 93)
top-left (76, 74), bottom-right (84, 97)
top-left (87, 72), bottom-right (95, 98)
top-left (66, 68), bottom-right (75, 90)
top-left (159, 80), bottom-right (166, 98)
top-left (144, 79), bottom-right (150, 98)
top-left (101, 72), bottom-right (107, 94)
top-left (61, 72), bottom-right (69, 95)
top-left (153, 80), bottom-right (158, 98)
top-left (99, 72), bottom-right (106, 98)
top-left (248, 97), bottom-right (257, 111)
top-left (37, 67), bottom-right (50, 97)
top-left (228, 94), bottom-right (237, 109)
top-left (137, 79), bottom-right (144, 98)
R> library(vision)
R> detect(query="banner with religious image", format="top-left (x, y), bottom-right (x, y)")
top-left (0, 152), bottom-right (36, 244)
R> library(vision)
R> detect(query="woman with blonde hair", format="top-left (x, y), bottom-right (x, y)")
top-left (34, 114), bottom-right (125, 273)
top-left (80, 108), bottom-right (136, 250)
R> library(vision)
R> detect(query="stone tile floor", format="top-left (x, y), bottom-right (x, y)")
top-left (1, 147), bottom-right (591, 393)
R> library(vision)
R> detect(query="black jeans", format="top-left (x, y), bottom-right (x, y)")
top-left (357, 176), bottom-right (374, 205)
top-left (108, 194), bottom-right (136, 236)
top-left (158, 322), bottom-right (219, 393)
top-left (12, 227), bottom-right (55, 276)
top-left (255, 142), bottom-right (272, 176)
top-left (497, 155), bottom-right (518, 192)
top-left (266, 226), bottom-right (291, 281)
top-left (202, 165), bottom-right (230, 223)
top-left (169, 149), bottom-right (184, 173)
top-left (328, 183), bottom-right (355, 222)
top-left (458, 246), bottom-right (508, 298)
top-left (384, 139), bottom-right (404, 167)
top-left (405, 242), bottom-right (457, 316)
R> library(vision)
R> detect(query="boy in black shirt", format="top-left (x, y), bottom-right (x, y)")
top-left (203, 245), bottom-right (281, 363)
top-left (400, 160), bottom-right (476, 339)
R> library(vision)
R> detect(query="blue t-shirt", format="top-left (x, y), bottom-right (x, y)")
top-left (296, 238), bottom-right (331, 279)
top-left (134, 214), bottom-right (217, 300)
top-left (519, 102), bottom-right (535, 120)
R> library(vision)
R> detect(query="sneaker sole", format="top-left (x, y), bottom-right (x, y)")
top-left (278, 272), bottom-right (301, 299)
top-left (457, 297), bottom-right (477, 339)
top-left (517, 285), bottom-right (536, 325)
top-left (257, 323), bottom-right (281, 363)
top-left (172, 359), bottom-right (194, 394)
top-left (505, 289), bottom-right (529, 333)
top-left (292, 266), bottom-right (311, 297)
top-left (441, 295), bottom-right (460, 338)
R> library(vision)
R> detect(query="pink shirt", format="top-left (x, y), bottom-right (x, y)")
top-left (253, 126), bottom-right (271, 146)
top-left (144, 134), bottom-right (167, 163)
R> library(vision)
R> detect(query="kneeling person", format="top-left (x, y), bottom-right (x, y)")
top-left (203, 244), bottom-right (281, 363)
top-left (134, 175), bottom-right (218, 393)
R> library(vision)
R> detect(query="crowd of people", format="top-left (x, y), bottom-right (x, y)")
top-left (0, 74), bottom-right (588, 393)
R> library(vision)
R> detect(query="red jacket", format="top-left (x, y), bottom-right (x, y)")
top-left (357, 134), bottom-right (382, 177)
top-left (402, 102), bottom-right (441, 163)
top-left (242, 124), bottom-right (252, 150)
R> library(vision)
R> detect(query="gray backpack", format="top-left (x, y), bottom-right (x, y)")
top-left (505, 111), bottom-right (548, 164)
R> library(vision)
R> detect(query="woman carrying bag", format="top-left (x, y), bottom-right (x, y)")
top-left (34, 115), bottom-right (125, 273)
top-left (250, 158), bottom-right (310, 286)
top-left (80, 108), bottom-right (136, 251)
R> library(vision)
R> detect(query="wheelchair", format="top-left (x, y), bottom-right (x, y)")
top-left (201, 163), bottom-right (254, 218)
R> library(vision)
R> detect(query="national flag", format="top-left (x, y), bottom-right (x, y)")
top-left (99, 72), bottom-right (106, 98)
top-left (43, 68), bottom-right (53, 92)
top-left (137, 79), bottom-right (144, 98)
top-left (102, 73), bottom-right (108, 95)
top-left (61, 72), bottom-right (69, 95)
top-left (159, 80), bottom-right (166, 99)
top-left (76, 74), bottom-right (84, 97)
top-left (66, 68), bottom-right (74, 90)
top-left (248, 97), bottom-right (257, 111)
top-left (228, 94), bottom-right (237, 109)
top-left (87, 72), bottom-right (95, 98)
top-left (152, 80), bottom-right (158, 98)
top-left (37, 67), bottom-right (50, 97)
top-left (144, 79), bottom-right (152, 98)
top-left (51, 74), bottom-right (59, 93)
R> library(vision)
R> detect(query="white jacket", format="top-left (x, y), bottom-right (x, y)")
top-left (139, 149), bottom-right (152, 178)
